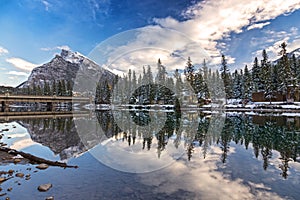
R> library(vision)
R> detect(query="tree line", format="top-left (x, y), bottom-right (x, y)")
top-left (103, 41), bottom-right (300, 105)
top-left (19, 80), bottom-right (73, 96)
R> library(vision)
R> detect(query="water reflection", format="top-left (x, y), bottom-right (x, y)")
top-left (2, 111), bottom-right (300, 178)
top-left (95, 111), bottom-right (300, 178)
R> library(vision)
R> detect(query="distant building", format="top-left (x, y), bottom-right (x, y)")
top-left (252, 87), bottom-right (300, 102)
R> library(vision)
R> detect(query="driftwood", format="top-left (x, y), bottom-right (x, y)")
top-left (0, 146), bottom-right (78, 168)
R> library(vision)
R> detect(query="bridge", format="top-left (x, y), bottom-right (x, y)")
top-left (0, 94), bottom-right (92, 112)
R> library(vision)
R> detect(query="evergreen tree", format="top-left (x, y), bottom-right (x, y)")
top-left (202, 59), bottom-right (210, 99)
top-left (52, 80), bottom-right (57, 95)
top-left (261, 50), bottom-right (275, 102)
top-left (66, 80), bottom-right (72, 96)
top-left (61, 80), bottom-right (66, 96)
top-left (37, 85), bottom-right (42, 95)
top-left (132, 70), bottom-right (137, 91)
top-left (232, 69), bottom-right (242, 100)
top-left (174, 69), bottom-right (183, 97)
top-left (57, 81), bottom-right (62, 96)
top-left (184, 57), bottom-right (195, 89)
top-left (194, 69), bottom-right (205, 103)
top-left (243, 65), bottom-right (252, 102)
top-left (278, 42), bottom-right (292, 101)
top-left (156, 58), bottom-right (166, 85)
top-left (220, 55), bottom-right (231, 100)
top-left (43, 81), bottom-right (51, 96)
top-left (252, 57), bottom-right (260, 92)
top-left (32, 83), bottom-right (37, 95)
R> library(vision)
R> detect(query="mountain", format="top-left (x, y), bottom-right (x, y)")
top-left (288, 48), bottom-right (300, 59)
top-left (272, 47), bottom-right (300, 65)
top-left (18, 49), bottom-right (117, 95)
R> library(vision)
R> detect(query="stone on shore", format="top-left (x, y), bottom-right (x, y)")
top-left (38, 183), bottom-right (52, 192)
top-left (36, 164), bottom-right (49, 170)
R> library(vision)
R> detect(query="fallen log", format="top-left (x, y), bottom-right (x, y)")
top-left (0, 146), bottom-right (78, 169)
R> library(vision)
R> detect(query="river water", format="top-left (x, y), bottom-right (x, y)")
top-left (0, 110), bottom-right (299, 199)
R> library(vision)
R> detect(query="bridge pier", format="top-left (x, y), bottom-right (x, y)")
top-left (46, 102), bottom-right (53, 111)
top-left (1, 101), bottom-right (9, 112)
top-left (1, 101), bottom-right (4, 112)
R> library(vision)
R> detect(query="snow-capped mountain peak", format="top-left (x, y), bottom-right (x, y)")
top-left (60, 49), bottom-right (85, 64)
top-left (288, 48), bottom-right (300, 58)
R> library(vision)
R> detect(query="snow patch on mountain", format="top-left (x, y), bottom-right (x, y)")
top-left (17, 49), bottom-right (117, 94)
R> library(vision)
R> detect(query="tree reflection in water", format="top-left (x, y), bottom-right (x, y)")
top-left (15, 111), bottom-right (300, 179)
top-left (96, 111), bottom-right (300, 179)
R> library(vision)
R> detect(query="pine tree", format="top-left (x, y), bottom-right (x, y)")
top-left (43, 81), bottom-right (50, 96)
top-left (132, 70), bottom-right (137, 91)
top-left (252, 57), bottom-right (260, 92)
top-left (37, 85), bottom-right (42, 95)
top-left (220, 55), bottom-right (231, 100)
top-left (61, 80), bottom-right (66, 96)
top-left (243, 65), bottom-right (252, 102)
top-left (184, 57), bottom-right (195, 89)
top-left (52, 80), bottom-right (57, 96)
top-left (66, 80), bottom-right (72, 96)
top-left (174, 69), bottom-right (183, 97)
top-left (202, 59), bottom-right (210, 99)
top-left (58, 81), bottom-right (62, 96)
top-left (261, 50), bottom-right (274, 102)
top-left (232, 70), bottom-right (242, 100)
top-left (156, 58), bottom-right (166, 85)
top-left (194, 69), bottom-right (205, 103)
top-left (32, 83), bottom-right (37, 95)
top-left (278, 42), bottom-right (292, 101)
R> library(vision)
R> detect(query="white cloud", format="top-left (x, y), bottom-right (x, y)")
top-left (153, 0), bottom-right (300, 64)
top-left (94, 0), bottom-right (300, 74)
top-left (6, 71), bottom-right (29, 76)
top-left (41, 0), bottom-right (50, 11)
top-left (0, 46), bottom-right (9, 55)
top-left (41, 45), bottom-right (71, 51)
top-left (247, 22), bottom-right (271, 30)
top-left (89, 27), bottom-right (217, 77)
top-left (250, 27), bottom-right (299, 62)
top-left (138, 145), bottom-right (284, 200)
top-left (6, 57), bottom-right (38, 72)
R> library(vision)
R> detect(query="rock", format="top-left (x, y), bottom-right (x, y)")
top-left (36, 164), bottom-right (49, 170)
top-left (0, 177), bottom-right (6, 182)
top-left (6, 197), bottom-right (10, 200)
top-left (7, 188), bottom-right (12, 192)
top-left (13, 158), bottom-right (22, 163)
top-left (1, 129), bottom-right (9, 132)
top-left (45, 196), bottom-right (54, 200)
top-left (8, 170), bottom-right (14, 174)
top-left (15, 173), bottom-right (24, 178)
top-left (25, 174), bottom-right (31, 180)
top-left (38, 183), bottom-right (52, 192)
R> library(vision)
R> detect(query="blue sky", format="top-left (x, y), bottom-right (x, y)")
top-left (1, 0), bottom-right (300, 86)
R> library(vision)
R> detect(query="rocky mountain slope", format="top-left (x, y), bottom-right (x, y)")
top-left (18, 49), bottom-right (116, 95)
